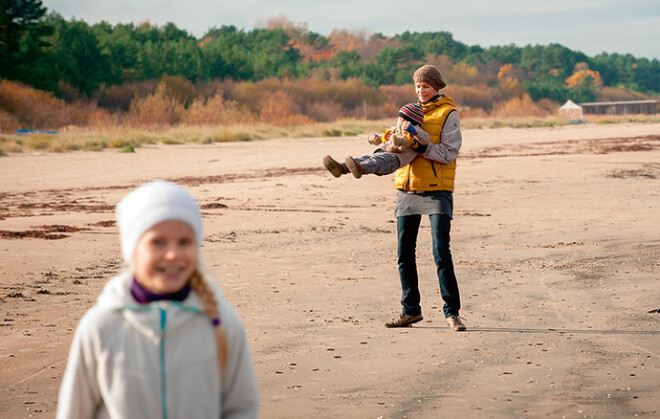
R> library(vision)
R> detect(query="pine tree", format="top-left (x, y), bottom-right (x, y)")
top-left (0, 0), bottom-right (51, 75)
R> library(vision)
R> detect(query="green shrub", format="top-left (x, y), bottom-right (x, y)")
top-left (321, 129), bottom-right (342, 137)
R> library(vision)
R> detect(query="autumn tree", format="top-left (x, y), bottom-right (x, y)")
top-left (448, 62), bottom-right (481, 86)
top-left (496, 64), bottom-right (525, 98)
top-left (497, 63), bottom-right (523, 80)
top-left (328, 29), bottom-right (363, 53)
top-left (258, 15), bottom-right (330, 63)
top-left (563, 62), bottom-right (602, 102)
top-left (565, 62), bottom-right (603, 88)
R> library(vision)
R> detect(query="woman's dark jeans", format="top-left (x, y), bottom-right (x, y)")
top-left (396, 213), bottom-right (461, 318)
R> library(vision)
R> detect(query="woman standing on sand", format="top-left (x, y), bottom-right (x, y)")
top-left (384, 64), bottom-right (466, 332)
top-left (57, 180), bottom-right (259, 419)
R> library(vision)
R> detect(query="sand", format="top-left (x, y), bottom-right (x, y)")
top-left (1, 122), bottom-right (659, 418)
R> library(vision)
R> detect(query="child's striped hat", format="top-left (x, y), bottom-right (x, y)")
top-left (398, 103), bottom-right (424, 126)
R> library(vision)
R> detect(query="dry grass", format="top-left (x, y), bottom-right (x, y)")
top-left (0, 119), bottom-right (385, 154)
top-left (460, 117), bottom-right (568, 129)
top-left (589, 114), bottom-right (660, 124)
top-left (462, 113), bottom-right (660, 129)
top-left (1, 79), bottom-right (658, 156)
top-left (2, 115), bottom-right (659, 156)
top-left (0, 79), bottom-right (118, 131)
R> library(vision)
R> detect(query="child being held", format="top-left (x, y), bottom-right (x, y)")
top-left (323, 103), bottom-right (429, 179)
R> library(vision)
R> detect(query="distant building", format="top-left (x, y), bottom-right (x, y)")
top-left (558, 100), bottom-right (583, 119)
top-left (578, 100), bottom-right (657, 115)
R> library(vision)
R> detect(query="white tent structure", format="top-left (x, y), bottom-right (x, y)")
top-left (558, 100), bottom-right (583, 119)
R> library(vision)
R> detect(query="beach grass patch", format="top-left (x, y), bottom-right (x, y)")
top-left (25, 135), bottom-right (51, 150)
top-left (109, 138), bottom-right (133, 149)
top-left (206, 131), bottom-right (253, 143)
top-left (322, 128), bottom-right (342, 137)
top-left (162, 138), bottom-right (184, 145)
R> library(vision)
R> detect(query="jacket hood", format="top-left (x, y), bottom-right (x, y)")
top-left (96, 271), bottom-right (140, 309)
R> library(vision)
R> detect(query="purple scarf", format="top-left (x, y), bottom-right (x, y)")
top-left (130, 277), bottom-right (191, 304)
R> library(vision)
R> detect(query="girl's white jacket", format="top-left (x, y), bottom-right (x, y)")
top-left (57, 272), bottom-right (259, 419)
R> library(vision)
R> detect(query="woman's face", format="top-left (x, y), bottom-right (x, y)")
top-left (133, 220), bottom-right (197, 294)
top-left (415, 81), bottom-right (438, 103)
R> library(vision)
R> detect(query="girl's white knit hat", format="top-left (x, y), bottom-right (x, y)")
top-left (116, 180), bottom-right (203, 263)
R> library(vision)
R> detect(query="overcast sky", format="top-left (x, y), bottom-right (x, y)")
top-left (42, 0), bottom-right (660, 60)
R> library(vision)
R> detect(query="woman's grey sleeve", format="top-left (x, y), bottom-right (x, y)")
top-left (421, 111), bottom-right (462, 164)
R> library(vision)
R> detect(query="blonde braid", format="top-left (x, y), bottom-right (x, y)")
top-left (189, 270), bottom-right (229, 372)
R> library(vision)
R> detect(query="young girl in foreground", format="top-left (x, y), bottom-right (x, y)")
top-left (57, 180), bottom-right (259, 419)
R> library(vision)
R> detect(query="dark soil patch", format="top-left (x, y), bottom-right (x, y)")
top-left (86, 220), bottom-right (116, 227)
top-left (201, 202), bottom-right (228, 209)
top-left (466, 135), bottom-right (660, 159)
top-left (172, 167), bottom-right (323, 187)
top-left (608, 164), bottom-right (659, 179)
top-left (0, 224), bottom-right (88, 240)
top-left (17, 202), bottom-right (114, 212)
top-left (0, 230), bottom-right (68, 239)
top-left (31, 225), bottom-right (90, 233)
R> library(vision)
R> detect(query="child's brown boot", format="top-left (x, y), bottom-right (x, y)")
top-left (345, 156), bottom-right (364, 179)
top-left (323, 155), bottom-right (344, 178)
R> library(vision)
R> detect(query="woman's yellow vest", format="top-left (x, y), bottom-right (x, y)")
top-left (395, 95), bottom-right (457, 192)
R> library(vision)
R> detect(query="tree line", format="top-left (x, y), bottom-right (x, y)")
top-left (2, 0), bottom-right (659, 110)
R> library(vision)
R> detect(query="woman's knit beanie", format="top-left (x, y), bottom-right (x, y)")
top-left (116, 180), bottom-right (203, 263)
top-left (398, 103), bottom-right (425, 126)
top-left (413, 64), bottom-right (446, 90)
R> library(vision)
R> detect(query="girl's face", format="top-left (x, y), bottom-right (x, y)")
top-left (133, 220), bottom-right (197, 294)
top-left (415, 81), bottom-right (438, 104)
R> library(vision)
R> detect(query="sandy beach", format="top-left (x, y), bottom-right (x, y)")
top-left (1, 122), bottom-right (659, 418)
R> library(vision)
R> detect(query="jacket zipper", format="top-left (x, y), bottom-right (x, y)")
top-left (405, 165), bottom-right (412, 190)
top-left (159, 308), bottom-right (168, 419)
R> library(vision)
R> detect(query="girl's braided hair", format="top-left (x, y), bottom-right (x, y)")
top-left (189, 270), bottom-right (229, 372)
